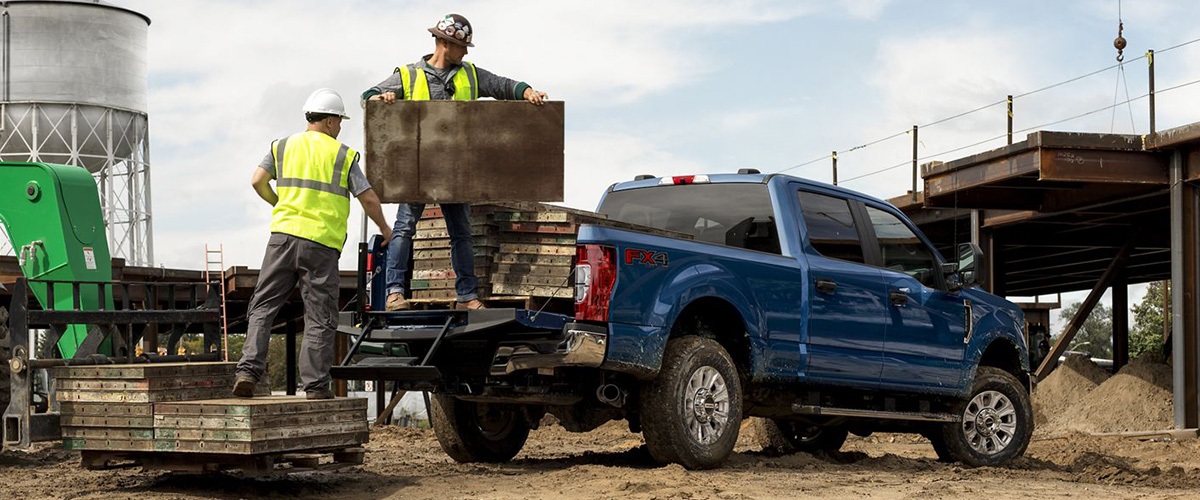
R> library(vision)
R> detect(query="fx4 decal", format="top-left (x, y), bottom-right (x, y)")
top-left (624, 248), bottom-right (669, 267)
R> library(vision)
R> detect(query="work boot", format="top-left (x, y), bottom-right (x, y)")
top-left (306, 388), bottom-right (335, 400)
top-left (385, 293), bottom-right (411, 311)
top-left (456, 299), bottom-right (486, 310)
top-left (232, 375), bottom-right (257, 398)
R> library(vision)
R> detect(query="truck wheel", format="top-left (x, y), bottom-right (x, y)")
top-left (430, 394), bottom-right (530, 463)
top-left (937, 366), bottom-right (1033, 466)
top-left (772, 420), bottom-right (848, 453)
top-left (640, 336), bottom-right (743, 469)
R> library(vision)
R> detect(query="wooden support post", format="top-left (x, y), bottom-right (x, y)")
top-left (334, 324), bottom-right (348, 398)
top-left (1035, 230), bottom-right (1140, 381)
top-left (286, 320), bottom-right (297, 396)
top-left (911, 125), bottom-right (919, 202)
top-left (1113, 276), bottom-right (1129, 372)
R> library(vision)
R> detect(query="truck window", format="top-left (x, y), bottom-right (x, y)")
top-left (597, 184), bottom-right (781, 255)
top-left (797, 191), bottom-right (866, 263)
top-left (865, 205), bottom-right (939, 288)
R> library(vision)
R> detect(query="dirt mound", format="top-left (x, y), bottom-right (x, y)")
top-left (1058, 353), bottom-right (1174, 433)
top-left (1034, 354), bottom-right (1110, 433)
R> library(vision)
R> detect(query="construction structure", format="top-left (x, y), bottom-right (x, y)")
top-left (892, 122), bottom-right (1200, 430)
top-left (0, 0), bottom-right (154, 265)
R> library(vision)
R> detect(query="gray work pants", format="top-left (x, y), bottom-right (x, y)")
top-left (235, 232), bottom-right (340, 392)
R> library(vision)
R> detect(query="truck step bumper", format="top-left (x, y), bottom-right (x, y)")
top-left (330, 357), bottom-right (441, 391)
top-left (489, 323), bottom-right (607, 376)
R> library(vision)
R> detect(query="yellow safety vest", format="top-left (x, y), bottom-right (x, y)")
top-left (398, 61), bottom-right (478, 101)
top-left (269, 130), bottom-right (356, 251)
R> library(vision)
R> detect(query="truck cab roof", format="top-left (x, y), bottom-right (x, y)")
top-left (608, 172), bottom-right (898, 210)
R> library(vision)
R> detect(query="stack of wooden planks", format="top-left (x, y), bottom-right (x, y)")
top-left (410, 205), bottom-right (500, 300)
top-left (489, 207), bottom-right (578, 299)
top-left (54, 363), bottom-right (366, 460)
top-left (153, 397), bottom-right (367, 455)
top-left (56, 362), bottom-right (256, 452)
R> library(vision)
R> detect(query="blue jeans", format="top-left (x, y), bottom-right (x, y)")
top-left (386, 203), bottom-right (479, 302)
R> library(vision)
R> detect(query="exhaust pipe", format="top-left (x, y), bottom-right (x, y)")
top-left (596, 384), bottom-right (626, 408)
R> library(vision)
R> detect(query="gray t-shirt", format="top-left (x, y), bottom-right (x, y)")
top-left (258, 149), bottom-right (371, 196)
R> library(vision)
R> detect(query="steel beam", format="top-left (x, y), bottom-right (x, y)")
top-left (1035, 231), bottom-right (1140, 381)
top-left (1113, 275), bottom-right (1129, 372)
top-left (1171, 149), bottom-right (1200, 429)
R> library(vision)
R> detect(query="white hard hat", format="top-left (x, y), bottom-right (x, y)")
top-left (302, 88), bottom-right (350, 120)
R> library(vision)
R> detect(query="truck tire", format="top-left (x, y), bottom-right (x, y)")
top-left (430, 393), bottom-right (529, 463)
top-left (639, 336), bottom-right (743, 469)
top-left (937, 366), bottom-right (1033, 466)
top-left (772, 420), bottom-right (848, 454)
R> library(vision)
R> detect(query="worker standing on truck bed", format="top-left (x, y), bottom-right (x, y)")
top-left (362, 13), bottom-right (549, 312)
top-left (233, 88), bottom-right (393, 400)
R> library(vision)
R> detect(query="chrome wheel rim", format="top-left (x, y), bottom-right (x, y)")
top-left (962, 390), bottom-right (1018, 455)
top-left (683, 366), bottom-right (730, 445)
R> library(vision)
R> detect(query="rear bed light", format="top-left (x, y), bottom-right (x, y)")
top-left (575, 244), bottom-right (616, 321)
top-left (660, 175), bottom-right (710, 185)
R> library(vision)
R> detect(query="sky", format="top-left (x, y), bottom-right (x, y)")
top-left (56, 0), bottom-right (1200, 334)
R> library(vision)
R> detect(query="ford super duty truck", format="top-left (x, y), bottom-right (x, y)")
top-left (335, 170), bottom-right (1034, 470)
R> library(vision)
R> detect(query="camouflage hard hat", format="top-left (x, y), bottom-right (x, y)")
top-left (428, 13), bottom-right (474, 47)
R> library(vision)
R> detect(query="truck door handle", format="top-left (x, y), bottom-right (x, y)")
top-left (815, 278), bottom-right (837, 294)
top-left (889, 289), bottom-right (909, 306)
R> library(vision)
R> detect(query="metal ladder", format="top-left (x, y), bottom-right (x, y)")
top-left (204, 244), bottom-right (230, 361)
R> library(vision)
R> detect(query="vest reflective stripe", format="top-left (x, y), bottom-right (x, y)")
top-left (269, 131), bottom-right (356, 251)
top-left (400, 61), bottom-right (478, 101)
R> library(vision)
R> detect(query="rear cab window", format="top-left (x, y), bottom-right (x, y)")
top-left (597, 183), bottom-right (781, 255)
top-left (796, 190), bottom-right (866, 263)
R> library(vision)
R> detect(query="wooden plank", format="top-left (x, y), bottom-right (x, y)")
top-left (492, 274), bottom-right (571, 288)
top-left (155, 421), bottom-right (367, 442)
top-left (57, 386), bottom-right (237, 403)
top-left (51, 362), bottom-right (236, 380)
top-left (62, 427), bottom-right (155, 440)
top-left (416, 216), bottom-right (493, 231)
top-left (60, 402), bottom-right (152, 417)
top-left (420, 204), bottom-right (506, 219)
top-left (501, 233), bottom-right (576, 246)
top-left (493, 263), bottom-right (572, 277)
top-left (413, 257), bottom-right (492, 270)
top-left (413, 236), bottom-right (500, 250)
top-left (495, 254), bottom-right (572, 266)
top-left (63, 437), bottom-right (157, 451)
top-left (413, 225), bottom-right (498, 240)
top-left (498, 243), bottom-right (575, 256)
top-left (414, 247), bottom-right (497, 260)
top-left (411, 278), bottom-right (492, 291)
top-left (154, 396), bottom-right (365, 416)
top-left (492, 283), bottom-right (574, 298)
top-left (503, 222), bottom-right (576, 234)
top-left (364, 100), bottom-right (564, 203)
top-left (412, 289), bottom-right (492, 300)
top-left (57, 375), bottom-right (238, 392)
top-left (152, 431), bottom-right (368, 455)
top-left (61, 415), bottom-right (155, 428)
top-left (152, 410), bottom-right (363, 430)
top-left (493, 211), bottom-right (573, 223)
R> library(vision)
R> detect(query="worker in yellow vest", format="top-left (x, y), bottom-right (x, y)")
top-left (233, 88), bottom-right (393, 400)
top-left (363, 13), bottom-right (549, 311)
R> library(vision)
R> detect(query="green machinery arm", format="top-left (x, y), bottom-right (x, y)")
top-left (0, 162), bottom-right (114, 358)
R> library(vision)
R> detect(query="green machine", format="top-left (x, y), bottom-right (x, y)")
top-left (1, 162), bottom-right (115, 358)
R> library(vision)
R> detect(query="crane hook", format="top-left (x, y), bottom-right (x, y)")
top-left (1114, 21), bottom-right (1127, 62)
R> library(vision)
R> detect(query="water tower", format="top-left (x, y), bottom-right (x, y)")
top-left (0, 0), bottom-right (153, 265)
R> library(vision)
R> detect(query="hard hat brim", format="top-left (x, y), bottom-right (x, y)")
top-left (428, 26), bottom-right (474, 47)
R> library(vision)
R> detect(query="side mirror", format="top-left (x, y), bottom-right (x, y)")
top-left (956, 242), bottom-right (985, 290)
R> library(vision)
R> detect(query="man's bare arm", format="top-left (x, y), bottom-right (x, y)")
top-left (251, 167), bottom-right (278, 206)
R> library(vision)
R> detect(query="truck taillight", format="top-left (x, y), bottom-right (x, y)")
top-left (575, 244), bottom-right (616, 321)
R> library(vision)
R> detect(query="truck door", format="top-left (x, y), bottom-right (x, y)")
top-left (862, 204), bottom-right (967, 393)
top-left (796, 190), bottom-right (887, 388)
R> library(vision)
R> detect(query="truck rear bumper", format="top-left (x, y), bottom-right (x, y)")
top-left (489, 322), bottom-right (607, 375)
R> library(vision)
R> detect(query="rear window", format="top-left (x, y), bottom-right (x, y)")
top-left (597, 184), bottom-right (781, 254)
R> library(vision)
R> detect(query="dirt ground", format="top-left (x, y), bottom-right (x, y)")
top-left (3, 356), bottom-right (1198, 500)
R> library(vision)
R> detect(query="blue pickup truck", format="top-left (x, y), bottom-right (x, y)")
top-left (339, 171), bottom-right (1033, 470)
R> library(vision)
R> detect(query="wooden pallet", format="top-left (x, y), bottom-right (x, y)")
top-left (79, 446), bottom-right (366, 476)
